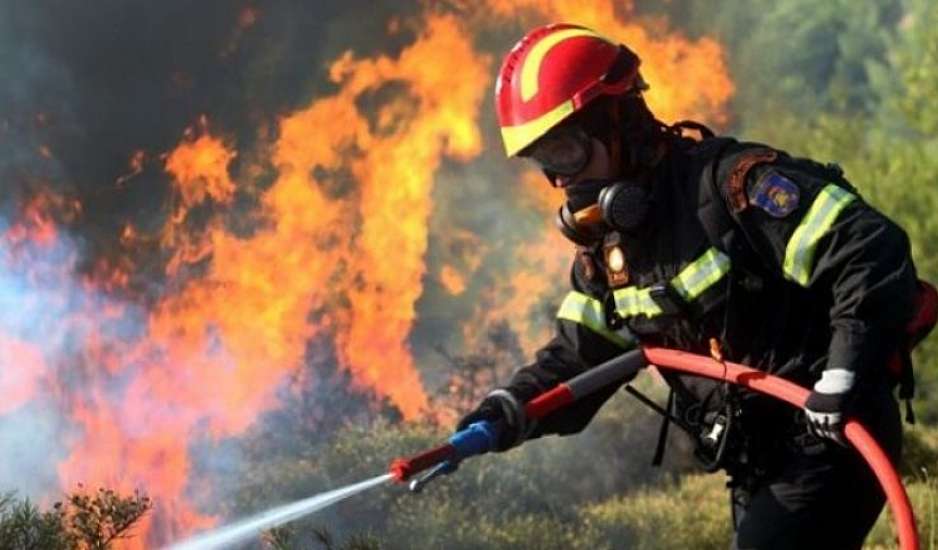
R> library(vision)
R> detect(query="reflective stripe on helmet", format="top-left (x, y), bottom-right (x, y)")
top-left (501, 99), bottom-right (575, 157)
top-left (496, 24), bottom-right (640, 157)
top-left (557, 291), bottom-right (633, 348)
top-left (783, 184), bottom-right (856, 286)
top-left (613, 247), bottom-right (731, 319)
top-left (520, 28), bottom-right (602, 102)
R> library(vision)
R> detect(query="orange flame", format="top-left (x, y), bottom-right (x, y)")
top-left (0, 334), bottom-right (47, 415)
top-left (330, 13), bottom-right (489, 416)
top-left (164, 131), bottom-right (237, 209)
top-left (439, 264), bottom-right (468, 295)
top-left (5, 192), bottom-right (82, 247)
top-left (51, 11), bottom-right (489, 546)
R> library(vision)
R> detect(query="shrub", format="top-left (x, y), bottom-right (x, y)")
top-left (0, 487), bottom-right (150, 550)
top-left (576, 474), bottom-right (732, 550)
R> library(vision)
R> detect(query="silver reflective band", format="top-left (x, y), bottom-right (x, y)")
top-left (613, 247), bottom-right (731, 319)
top-left (556, 291), bottom-right (633, 348)
top-left (783, 184), bottom-right (856, 286)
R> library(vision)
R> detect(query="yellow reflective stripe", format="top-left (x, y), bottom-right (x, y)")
top-left (783, 184), bottom-right (856, 286)
top-left (500, 100), bottom-right (574, 157)
top-left (613, 247), bottom-right (731, 320)
top-left (613, 287), bottom-right (662, 318)
top-left (670, 247), bottom-right (731, 301)
top-left (557, 291), bottom-right (632, 348)
top-left (520, 28), bottom-right (601, 102)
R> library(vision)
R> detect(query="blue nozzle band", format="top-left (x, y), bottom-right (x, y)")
top-left (448, 421), bottom-right (500, 459)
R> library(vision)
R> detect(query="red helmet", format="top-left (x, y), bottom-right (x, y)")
top-left (496, 24), bottom-right (642, 157)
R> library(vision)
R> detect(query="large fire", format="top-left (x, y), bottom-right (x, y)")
top-left (0, 2), bottom-right (733, 546)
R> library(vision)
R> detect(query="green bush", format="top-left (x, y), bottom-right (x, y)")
top-left (226, 381), bottom-right (696, 548)
top-left (866, 477), bottom-right (937, 550)
top-left (0, 488), bottom-right (150, 550)
top-left (866, 425), bottom-right (938, 549)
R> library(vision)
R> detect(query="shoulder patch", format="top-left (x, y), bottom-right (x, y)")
top-left (725, 148), bottom-right (778, 212)
top-left (748, 171), bottom-right (800, 218)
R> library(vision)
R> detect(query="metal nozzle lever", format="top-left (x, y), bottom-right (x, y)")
top-left (408, 461), bottom-right (457, 493)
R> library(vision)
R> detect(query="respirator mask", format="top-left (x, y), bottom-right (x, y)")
top-left (524, 126), bottom-right (652, 246)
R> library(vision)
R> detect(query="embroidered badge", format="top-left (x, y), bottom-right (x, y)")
top-left (748, 172), bottom-right (800, 218)
top-left (726, 148), bottom-right (778, 212)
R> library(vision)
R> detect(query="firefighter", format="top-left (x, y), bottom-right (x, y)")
top-left (459, 24), bottom-right (921, 549)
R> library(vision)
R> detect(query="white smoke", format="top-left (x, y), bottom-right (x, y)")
top-left (0, 215), bottom-right (144, 498)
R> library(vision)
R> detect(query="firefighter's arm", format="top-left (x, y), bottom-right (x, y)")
top-left (728, 159), bottom-right (917, 375)
top-left (457, 257), bottom-right (637, 450)
top-left (722, 157), bottom-right (918, 437)
top-left (721, 155), bottom-right (917, 438)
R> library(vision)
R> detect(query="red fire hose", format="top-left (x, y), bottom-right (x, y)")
top-left (391, 347), bottom-right (919, 549)
top-left (643, 346), bottom-right (918, 550)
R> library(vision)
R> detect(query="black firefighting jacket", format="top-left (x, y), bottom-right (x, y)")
top-left (501, 136), bottom-right (919, 444)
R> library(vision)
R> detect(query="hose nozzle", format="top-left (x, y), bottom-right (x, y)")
top-left (408, 461), bottom-right (458, 493)
top-left (389, 421), bottom-right (499, 484)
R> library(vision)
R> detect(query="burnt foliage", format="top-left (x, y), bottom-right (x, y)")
top-left (0, 487), bottom-right (150, 550)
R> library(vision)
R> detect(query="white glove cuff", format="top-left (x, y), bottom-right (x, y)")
top-left (814, 368), bottom-right (855, 395)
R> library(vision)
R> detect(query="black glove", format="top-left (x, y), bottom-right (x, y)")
top-left (457, 389), bottom-right (531, 452)
top-left (804, 369), bottom-right (856, 447)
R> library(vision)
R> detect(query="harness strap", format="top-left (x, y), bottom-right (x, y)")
top-left (652, 389), bottom-right (675, 467)
top-left (623, 385), bottom-right (688, 467)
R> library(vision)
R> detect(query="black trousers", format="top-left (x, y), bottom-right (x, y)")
top-left (730, 388), bottom-right (903, 550)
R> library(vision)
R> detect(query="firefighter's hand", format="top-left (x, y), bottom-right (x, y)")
top-left (457, 389), bottom-right (529, 452)
top-left (804, 369), bottom-right (855, 447)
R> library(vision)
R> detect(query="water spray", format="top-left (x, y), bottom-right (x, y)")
top-left (165, 474), bottom-right (393, 550)
top-left (166, 347), bottom-right (920, 549)
top-left (163, 349), bottom-right (645, 549)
